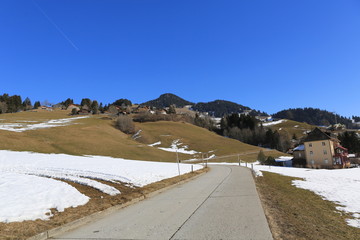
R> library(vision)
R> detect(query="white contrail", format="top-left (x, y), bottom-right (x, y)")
top-left (32, 0), bottom-right (79, 51)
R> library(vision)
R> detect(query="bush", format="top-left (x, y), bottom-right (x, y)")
top-left (71, 108), bottom-right (78, 115)
top-left (115, 115), bottom-right (136, 134)
top-left (257, 150), bottom-right (266, 164)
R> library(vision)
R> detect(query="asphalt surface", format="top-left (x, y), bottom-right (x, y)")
top-left (53, 165), bottom-right (273, 240)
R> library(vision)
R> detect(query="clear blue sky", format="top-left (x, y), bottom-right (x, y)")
top-left (1, 0), bottom-right (360, 116)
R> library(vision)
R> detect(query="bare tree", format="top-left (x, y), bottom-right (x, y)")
top-left (0, 102), bottom-right (7, 114)
top-left (115, 115), bottom-right (135, 134)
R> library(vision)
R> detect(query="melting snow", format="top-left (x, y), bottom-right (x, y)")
top-left (0, 150), bottom-right (203, 222)
top-left (157, 139), bottom-right (198, 155)
top-left (0, 116), bottom-right (88, 132)
top-left (148, 141), bottom-right (161, 147)
top-left (262, 119), bottom-right (287, 126)
top-left (248, 163), bottom-right (360, 228)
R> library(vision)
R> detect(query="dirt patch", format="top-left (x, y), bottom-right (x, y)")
top-left (255, 171), bottom-right (360, 240)
top-left (0, 168), bottom-right (208, 240)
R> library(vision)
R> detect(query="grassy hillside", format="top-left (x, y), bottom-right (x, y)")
top-left (266, 119), bottom-right (315, 140)
top-left (0, 110), bottom-right (283, 162)
top-left (135, 121), bottom-right (284, 162)
top-left (0, 110), bottom-right (176, 161)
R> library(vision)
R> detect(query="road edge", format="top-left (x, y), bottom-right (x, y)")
top-left (27, 168), bottom-right (209, 240)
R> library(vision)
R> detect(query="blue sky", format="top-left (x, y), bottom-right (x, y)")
top-left (1, 0), bottom-right (360, 117)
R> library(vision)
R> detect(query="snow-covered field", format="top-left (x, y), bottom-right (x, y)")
top-left (0, 116), bottom-right (88, 132)
top-left (248, 163), bottom-right (360, 228)
top-left (0, 150), bottom-right (203, 223)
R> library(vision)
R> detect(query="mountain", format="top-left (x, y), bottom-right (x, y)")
top-left (192, 100), bottom-right (252, 118)
top-left (273, 108), bottom-right (352, 127)
top-left (141, 93), bottom-right (194, 108)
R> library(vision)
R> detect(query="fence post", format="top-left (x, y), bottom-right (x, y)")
top-left (191, 165), bottom-right (193, 173)
top-left (238, 154), bottom-right (240, 166)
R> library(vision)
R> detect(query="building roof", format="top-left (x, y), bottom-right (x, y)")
top-left (293, 145), bottom-right (305, 151)
top-left (335, 145), bottom-right (348, 151)
top-left (275, 156), bottom-right (293, 162)
top-left (304, 127), bottom-right (332, 142)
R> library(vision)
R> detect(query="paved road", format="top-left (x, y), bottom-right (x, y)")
top-left (53, 165), bottom-right (273, 240)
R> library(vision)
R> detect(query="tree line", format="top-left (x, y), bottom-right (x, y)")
top-left (273, 108), bottom-right (354, 128)
top-left (218, 114), bottom-right (291, 152)
top-left (0, 93), bottom-right (42, 114)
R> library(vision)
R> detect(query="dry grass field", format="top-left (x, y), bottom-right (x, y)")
top-left (135, 120), bottom-right (284, 162)
top-left (0, 110), bottom-right (283, 162)
top-left (266, 119), bottom-right (315, 139)
top-left (256, 172), bottom-right (360, 240)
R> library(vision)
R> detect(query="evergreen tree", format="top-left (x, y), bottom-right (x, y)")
top-left (7, 95), bottom-right (22, 113)
top-left (22, 97), bottom-right (32, 110)
top-left (62, 98), bottom-right (74, 108)
top-left (34, 101), bottom-right (41, 109)
top-left (99, 102), bottom-right (104, 113)
top-left (91, 100), bottom-right (99, 114)
top-left (80, 98), bottom-right (92, 108)
top-left (338, 131), bottom-right (360, 153)
top-left (113, 98), bottom-right (132, 107)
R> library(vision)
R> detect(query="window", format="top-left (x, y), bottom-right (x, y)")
top-left (309, 143), bottom-right (313, 147)
top-left (310, 151), bottom-right (313, 155)
top-left (324, 159), bottom-right (328, 164)
top-left (323, 150), bottom-right (327, 155)
top-left (322, 142), bottom-right (326, 146)
top-left (311, 159), bottom-right (315, 165)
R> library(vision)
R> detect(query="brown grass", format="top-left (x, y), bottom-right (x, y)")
top-left (267, 119), bottom-right (314, 139)
top-left (135, 121), bottom-right (285, 161)
top-left (0, 111), bottom-right (285, 162)
top-left (0, 168), bottom-right (208, 240)
top-left (256, 172), bottom-right (360, 240)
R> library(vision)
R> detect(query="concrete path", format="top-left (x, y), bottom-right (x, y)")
top-left (52, 165), bottom-right (273, 240)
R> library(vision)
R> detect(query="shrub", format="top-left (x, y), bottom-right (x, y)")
top-left (257, 150), bottom-right (266, 164)
top-left (115, 115), bottom-right (136, 134)
top-left (71, 108), bottom-right (78, 115)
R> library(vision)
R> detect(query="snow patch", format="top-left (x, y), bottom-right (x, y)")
top-left (0, 150), bottom-right (203, 222)
top-left (0, 172), bottom-right (89, 222)
top-left (262, 119), bottom-right (287, 126)
top-left (0, 116), bottom-right (88, 132)
top-left (246, 163), bottom-right (360, 228)
top-left (148, 141), bottom-right (161, 147)
top-left (158, 139), bottom-right (198, 155)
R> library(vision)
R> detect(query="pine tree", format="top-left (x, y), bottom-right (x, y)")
top-left (34, 101), bottom-right (41, 109)
top-left (81, 98), bottom-right (92, 108)
top-left (22, 97), bottom-right (32, 110)
top-left (91, 100), bottom-right (99, 114)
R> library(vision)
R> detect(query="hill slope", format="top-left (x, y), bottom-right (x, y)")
top-left (141, 93), bottom-right (194, 108)
top-left (192, 100), bottom-right (251, 117)
top-left (273, 108), bottom-right (352, 127)
top-left (0, 110), bottom-right (283, 162)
